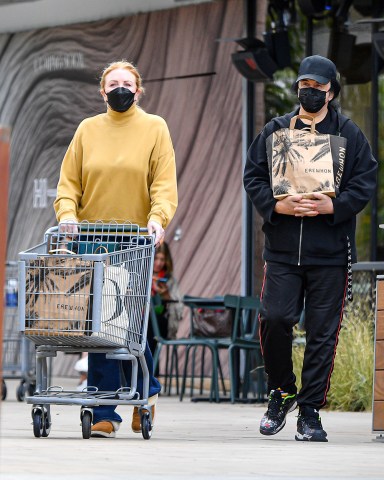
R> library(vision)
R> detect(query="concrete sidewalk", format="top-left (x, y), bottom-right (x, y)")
top-left (0, 378), bottom-right (383, 480)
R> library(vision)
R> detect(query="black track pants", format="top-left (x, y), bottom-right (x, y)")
top-left (259, 261), bottom-right (347, 409)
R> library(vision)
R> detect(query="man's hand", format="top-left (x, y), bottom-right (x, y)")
top-left (274, 193), bottom-right (334, 217)
top-left (147, 220), bottom-right (164, 246)
top-left (274, 195), bottom-right (305, 216)
top-left (296, 193), bottom-right (334, 216)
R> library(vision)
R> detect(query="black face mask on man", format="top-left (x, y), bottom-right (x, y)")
top-left (298, 87), bottom-right (329, 114)
top-left (106, 87), bottom-right (135, 112)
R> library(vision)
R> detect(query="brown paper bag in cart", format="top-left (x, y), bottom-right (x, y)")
top-left (25, 253), bottom-right (93, 336)
top-left (266, 114), bottom-right (347, 199)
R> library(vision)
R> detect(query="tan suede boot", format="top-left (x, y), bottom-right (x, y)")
top-left (91, 420), bottom-right (120, 438)
top-left (131, 394), bottom-right (157, 433)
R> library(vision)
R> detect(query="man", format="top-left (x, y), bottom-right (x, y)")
top-left (243, 55), bottom-right (377, 442)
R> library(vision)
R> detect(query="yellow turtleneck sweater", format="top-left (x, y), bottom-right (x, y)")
top-left (54, 105), bottom-right (177, 228)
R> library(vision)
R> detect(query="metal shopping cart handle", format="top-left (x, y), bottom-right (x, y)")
top-left (46, 221), bottom-right (151, 236)
top-left (44, 221), bottom-right (156, 255)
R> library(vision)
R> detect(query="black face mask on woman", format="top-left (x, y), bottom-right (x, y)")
top-left (298, 87), bottom-right (329, 114)
top-left (106, 87), bottom-right (135, 112)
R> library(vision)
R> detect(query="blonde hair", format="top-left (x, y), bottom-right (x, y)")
top-left (100, 60), bottom-right (145, 97)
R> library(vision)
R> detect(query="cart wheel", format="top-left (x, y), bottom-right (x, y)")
top-left (16, 383), bottom-right (26, 402)
top-left (81, 411), bottom-right (92, 439)
top-left (1, 380), bottom-right (6, 401)
top-left (32, 412), bottom-right (44, 438)
top-left (141, 411), bottom-right (152, 440)
top-left (42, 413), bottom-right (51, 438)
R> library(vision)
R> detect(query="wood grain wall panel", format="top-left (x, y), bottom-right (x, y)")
top-left (376, 311), bottom-right (384, 340)
top-left (0, 0), bottom-right (262, 377)
top-left (376, 281), bottom-right (384, 310)
top-left (374, 370), bottom-right (384, 401)
top-left (373, 401), bottom-right (384, 431)
top-left (374, 281), bottom-right (384, 430)
top-left (376, 341), bottom-right (384, 370)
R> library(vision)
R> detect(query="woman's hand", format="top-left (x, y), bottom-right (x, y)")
top-left (58, 219), bottom-right (79, 235)
top-left (147, 220), bottom-right (164, 245)
top-left (156, 281), bottom-right (170, 298)
top-left (152, 277), bottom-right (170, 299)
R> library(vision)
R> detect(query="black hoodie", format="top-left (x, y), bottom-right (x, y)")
top-left (243, 107), bottom-right (377, 266)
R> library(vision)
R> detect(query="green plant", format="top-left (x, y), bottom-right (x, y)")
top-left (292, 303), bottom-right (374, 411)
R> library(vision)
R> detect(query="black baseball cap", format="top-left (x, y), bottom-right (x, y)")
top-left (295, 55), bottom-right (340, 97)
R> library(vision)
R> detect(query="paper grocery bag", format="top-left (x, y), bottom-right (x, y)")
top-left (25, 255), bottom-right (93, 335)
top-left (266, 115), bottom-right (347, 199)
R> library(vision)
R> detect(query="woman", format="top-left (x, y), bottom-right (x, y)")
top-left (148, 242), bottom-right (183, 354)
top-left (54, 60), bottom-right (178, 438)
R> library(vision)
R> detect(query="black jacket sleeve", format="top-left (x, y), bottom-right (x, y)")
top-left (331, 126), bottom-right (377, 225)
top-left (243, 125), bottom-right (277, 224)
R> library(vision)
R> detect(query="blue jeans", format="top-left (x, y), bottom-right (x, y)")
top-left (88, 342), bottom-right (161, 424)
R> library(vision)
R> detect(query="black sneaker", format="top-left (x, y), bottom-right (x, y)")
top-left (295, 406), bottom-right (328, 442)
top-left (260, 389), bottom-right (297, 436)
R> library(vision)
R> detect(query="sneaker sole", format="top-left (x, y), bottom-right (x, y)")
top-left (295, 433), bottom-right (328, 442)
top-left (90, 431), bottom-right (116, 438)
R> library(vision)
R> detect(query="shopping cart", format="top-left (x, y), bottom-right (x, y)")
top-left (2, 261), bottom-right (35, 401)
top-left (18, 222), bottom-right (155, 439)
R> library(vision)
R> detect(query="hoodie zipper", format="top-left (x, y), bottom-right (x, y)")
top-left (298, 218), bottom-right (303, 266)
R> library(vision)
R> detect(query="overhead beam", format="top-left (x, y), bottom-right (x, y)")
top-left (0, 0), bottom-right (212, 33)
